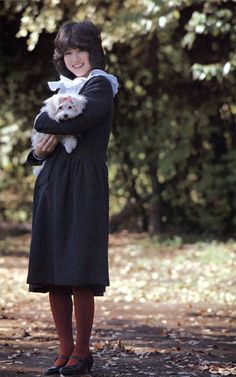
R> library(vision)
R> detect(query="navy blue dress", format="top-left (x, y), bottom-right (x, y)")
top-left (27, 76), bottom-right (114, 296)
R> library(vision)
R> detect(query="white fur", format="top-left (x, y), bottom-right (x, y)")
top-left (31, 93), bottom-right (87, 176)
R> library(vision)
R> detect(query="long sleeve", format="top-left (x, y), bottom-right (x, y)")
top-left (27, 150), bottom-right (46, 166)
top-left (34, 76), bottom-right (113, 136)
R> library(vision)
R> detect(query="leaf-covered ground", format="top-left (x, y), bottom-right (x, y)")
top-left (0, 231), bottom-right (236, 376)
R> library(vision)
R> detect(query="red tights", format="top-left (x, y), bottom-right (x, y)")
top-left (49, 287), bottom-right (94, 367)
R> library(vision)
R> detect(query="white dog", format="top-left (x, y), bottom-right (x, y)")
top-left (31, 93), bottom-right (87, 176)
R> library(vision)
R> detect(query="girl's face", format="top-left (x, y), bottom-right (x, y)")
top-left (64, 48), bottom-right (92, 77)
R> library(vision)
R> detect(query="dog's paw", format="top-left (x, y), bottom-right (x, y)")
top-left (63, 136), bottom-right (77, 153)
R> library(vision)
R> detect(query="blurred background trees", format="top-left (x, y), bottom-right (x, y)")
top-left (1, 0), bottom-right (236, 237)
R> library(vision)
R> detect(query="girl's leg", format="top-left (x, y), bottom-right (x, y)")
top-left (66, 287), bottom-right (94, 366)
top-left (49, 286), bottom-right (74, 366)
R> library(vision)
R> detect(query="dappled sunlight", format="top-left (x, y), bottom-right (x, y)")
top-left (106, 233), bottom-right (236, 305)
top-left (0, 232), bottom-right (236, 310)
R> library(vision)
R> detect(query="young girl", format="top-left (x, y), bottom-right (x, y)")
top-left (26, 21), bottom-right (118, 376)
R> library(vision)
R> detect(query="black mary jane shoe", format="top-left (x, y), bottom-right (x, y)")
top-left (44, 355), bottom-right (70, 376)
top-left (59, 354), bottom-right (94, 376)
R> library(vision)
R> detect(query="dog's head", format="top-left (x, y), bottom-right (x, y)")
top-left (44, 94), bottom-right (87, 122)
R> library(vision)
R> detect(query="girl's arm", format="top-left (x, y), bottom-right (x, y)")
top-left (34, 76), bottom-right (113, 136)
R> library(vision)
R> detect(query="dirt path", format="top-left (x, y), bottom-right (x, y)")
top-left (0, 232), bottom-right (236, 376)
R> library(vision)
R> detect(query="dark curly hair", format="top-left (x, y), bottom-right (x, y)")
top-left (53, 21), bottom-right (106, 79)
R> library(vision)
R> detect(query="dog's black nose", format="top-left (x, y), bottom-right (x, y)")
top-left (63, 114), bottom-right (69, 119)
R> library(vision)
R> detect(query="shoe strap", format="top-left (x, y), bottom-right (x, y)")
top-left (69, 355), bottom-right (88, 361)
top-left (55, 354), bottom-right (69, 361)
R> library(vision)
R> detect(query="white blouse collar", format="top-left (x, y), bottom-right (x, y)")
top-left (48, 69), bottom-right (118, 97)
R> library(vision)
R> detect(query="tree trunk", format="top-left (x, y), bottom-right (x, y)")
top-left (146, 32), bottom-right (162, 235)
top-left (147, 161), bottom-right (162, 235)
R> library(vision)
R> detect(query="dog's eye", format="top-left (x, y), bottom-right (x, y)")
top-left (58, 105), bottom-right (63, 110)
top-left (68, 106), bottom-right (73, 109)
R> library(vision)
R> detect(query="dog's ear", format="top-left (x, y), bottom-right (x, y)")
top-left (43, 95), bottom-right (59, 116)
top-left (74, 95), bottom-right (87, 111)
top-left (44, 95), bottom-right (56, 106)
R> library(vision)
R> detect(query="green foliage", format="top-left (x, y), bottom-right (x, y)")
top-left (1, 0), bottom-right (236, 236)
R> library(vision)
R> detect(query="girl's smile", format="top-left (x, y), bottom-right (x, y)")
top-left (64, 48), bottom-right (92, 77)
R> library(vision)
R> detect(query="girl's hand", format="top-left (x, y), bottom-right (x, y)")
top-left (34, 135), bottom-right (59, 159)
